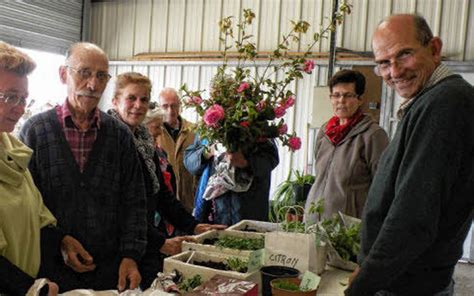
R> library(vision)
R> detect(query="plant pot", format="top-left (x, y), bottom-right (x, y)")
top-left (292, 183), bottom-right (313, 203)
top-left (271, 277), bottom-right (317, 296)
top-left (260, 266), bottom-right (299, 296)
top-left (285, 212), bottom-right (304, 222)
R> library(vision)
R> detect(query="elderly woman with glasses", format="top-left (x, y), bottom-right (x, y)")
top-left (0, 42), bottom-right (62, 295)
top-left (305, 69), bottom-right (389, 222)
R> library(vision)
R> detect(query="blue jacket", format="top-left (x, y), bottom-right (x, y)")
top-left (184, 135), bottom-right (279, 225)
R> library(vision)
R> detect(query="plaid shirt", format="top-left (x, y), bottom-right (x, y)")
top-left (56, 100), bottom-right (100, 172)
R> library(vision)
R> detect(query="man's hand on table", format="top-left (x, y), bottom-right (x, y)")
top-left (117, 258), bottom-right (141, 292)
top-left (61, 235), bottom-right (96, 272)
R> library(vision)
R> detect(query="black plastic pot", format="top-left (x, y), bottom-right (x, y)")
top-left (260, 265), bottom-right (300, 296)
top-left (292, 183), bottom-right (313, 203)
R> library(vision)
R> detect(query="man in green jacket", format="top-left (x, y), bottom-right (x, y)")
top-left (346, 14), bottom-right (474, 295)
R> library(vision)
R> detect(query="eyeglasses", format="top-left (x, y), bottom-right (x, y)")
top-left (160, 103), bottom-right (180, 110)
top-left (329, 93), bottom-right (359, 100)
top-left (66, 66), bottom-right (111, 83)
top-left (0, 92), bottom-right (28, 106)
top-left (374, 49), bottom-right (416, 76)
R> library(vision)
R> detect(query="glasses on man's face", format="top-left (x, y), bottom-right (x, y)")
top-left (160, 103), bottom-right (180, 110)
top-left (66, 66), bottom-right (111, 83)
top-left (374, 49), bottom-right (416, 76)
top-left (329, 92), bottom-right (359, 100)
top-left (0, 92), bottom-right (28, 106)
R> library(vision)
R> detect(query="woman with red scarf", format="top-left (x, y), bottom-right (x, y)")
top-left (305, 70), bottom-right (389, 222)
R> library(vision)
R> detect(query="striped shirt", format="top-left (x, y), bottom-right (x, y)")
top-left (55, 100), bottom-right (101, 172)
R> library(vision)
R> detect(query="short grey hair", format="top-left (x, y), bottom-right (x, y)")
top-left (158, 87), bottom-right (181, 103)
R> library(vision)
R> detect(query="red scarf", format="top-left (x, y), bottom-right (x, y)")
top-left (325, 109), bottom-right (364, 145)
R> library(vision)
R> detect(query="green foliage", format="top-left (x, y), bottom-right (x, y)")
top-left (318, 215), bottom-right (361, 262)
top-left (215, 236), bottom-right (264, 251)
top-left (177, 274), bottom-right (202, 292)
top-left (273, 279), bottom-right (301, 291)
top-left (280, 220), bottom-right (306, 233)
top-left (270, 170), bottom-right (315, 222)
top-left (225, 257), bottom-right (248, 273)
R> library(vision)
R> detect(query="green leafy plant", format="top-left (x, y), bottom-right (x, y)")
top-left (280, 219), bottom-right (306, 233)
top-left (273, 279), bottom-right (300, 291)
top-left (215, 236), bottom-right (264, 251)
top-left (225, 257), bottom-right (248, 273)
top-left (270, 170), bottom-right (315, 222)
top-left (177, 274), bottom-right (202, 292)
top-left (317, 214), bottom-right (361, 262)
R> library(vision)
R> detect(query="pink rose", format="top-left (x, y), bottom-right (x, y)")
top-left (285, 95), bottom-right (296, 108)
top-left (278, 124), bottom-right (288, 135)
top-left (303, 60), bottom-right (315, 74)
top-left (274, 105), bottom-right (286, 118)
top-left (240, 121), bottom-right (250, 128)
top-left (191, 96), bottom-right (203, 105)
top-left (237, 82), bottom-right (250, 93)
top-left (203, 104), bottom-right (225, 127)
top-left (288, 136), bottom-right (302, 151)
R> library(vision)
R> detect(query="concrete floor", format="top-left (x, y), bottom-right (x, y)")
top-left (453, 262), bottom-right (474, 295)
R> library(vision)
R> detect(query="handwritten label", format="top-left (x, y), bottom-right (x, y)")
top-left (300, 271), bottom-right (320, 291)
top-left (247, 249), bottom-right (264, 272)
top-left (268, 253), bottom-right (299, 268)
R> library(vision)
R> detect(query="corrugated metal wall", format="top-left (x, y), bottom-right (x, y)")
top-left (91, 0), bottom-right (474, 195)
top-left (0, 0), bottom-right (84, 54)
top-left (90, 0), bottom-right (474, 60)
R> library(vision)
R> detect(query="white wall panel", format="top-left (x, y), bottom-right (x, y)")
top-left (167, 0), bottom-right (186, 51)
top-left (341, 0), bottom-right (369, 50)
top-left (465, 1), bottom-right (474, 60)
top-left (391, 0), bottom-right (416, 13)
top-left (134, 0), bottom-right (153, 54)
top-left (415, 0), bottom-right (442, 36)
top-left (184, 0), bottom-right (205, 51)
top-left (242, 0), bottom-right (261, 48)
top-left (220, 0), bottom-right (242, 51)
top-left (363, 0), bottom-right (392, 51)
top-left (439, 0), bottom-right (470, 61)
top-left (257, 0), bottom-right (280, 51)
top-left (149, 65), bottom-right (166, 96)
top-left (164, 65), bottom-right (183, 89)
top-left (91, 0), bottom-right (474, 62)
top-left (280, 0), bottom-right (302, 51)
top-left (117, 0), bottom-right (136, 58)
top-left (202, 0), bottom-right (223, 51)
top-left (149, 0), bottom-right (169, 53)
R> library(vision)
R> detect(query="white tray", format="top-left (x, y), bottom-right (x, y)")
top-left (163, 250), bottom-right (260, 286)
top-left (182, 229), bottom-right (265, 257)
top-left (227, 219), bottom-right (280, 233)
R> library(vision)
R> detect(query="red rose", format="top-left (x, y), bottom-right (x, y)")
top-left (288, 136), bottom-right (302, 151)
top-left (240, 121), bottom-right (250, 128)
top-left (274, 105), bottom-right (286, 118)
